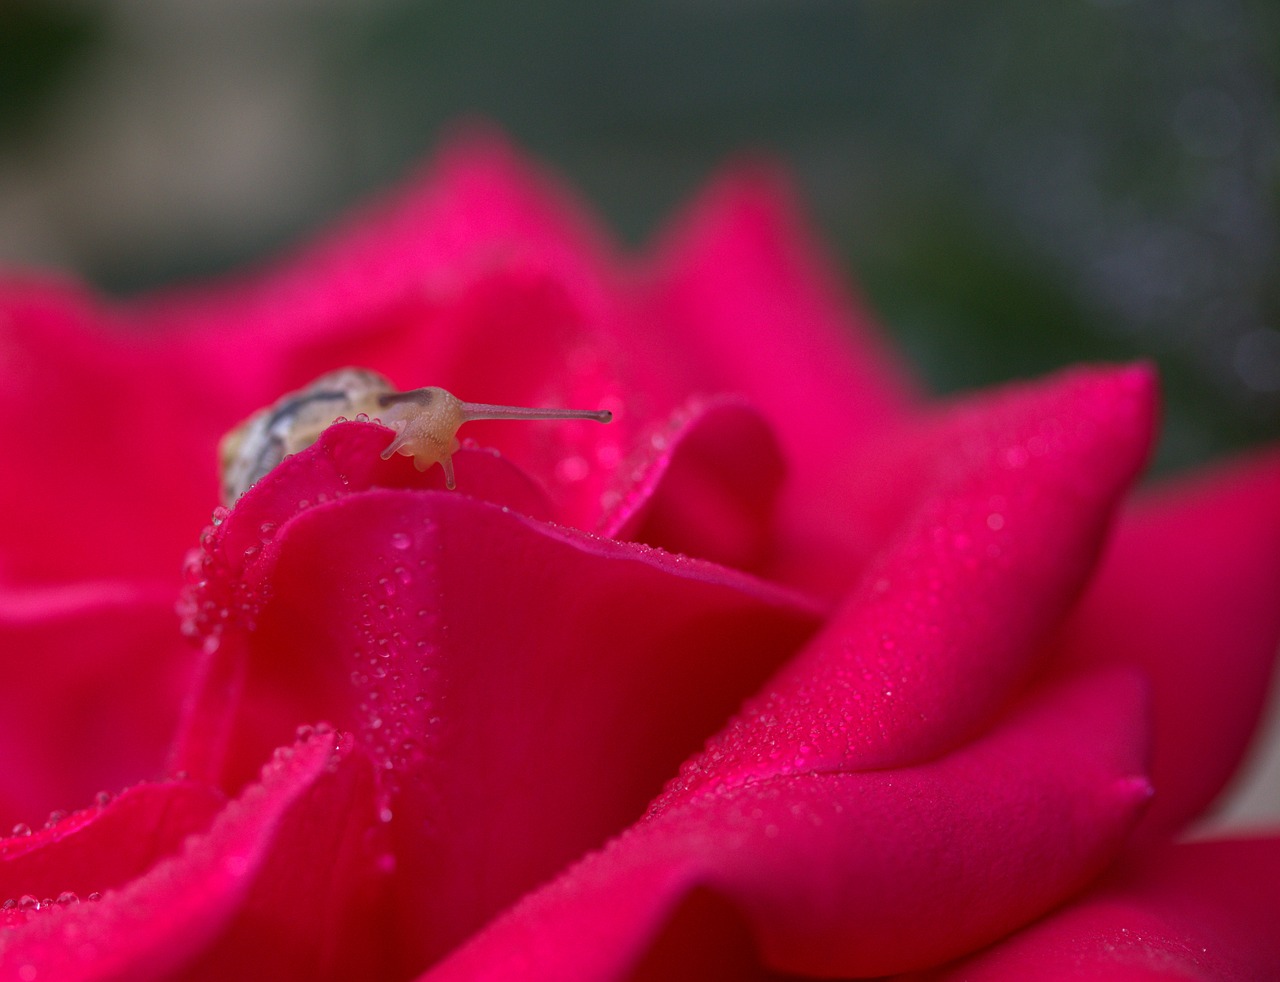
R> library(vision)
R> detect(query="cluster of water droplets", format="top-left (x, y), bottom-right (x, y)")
top-left (179, 504), bottom-right (288, 655)
top-left (1, 791), bottom-right (125, 914)
top-left (1, 891), bottom-right (101, 914)
top-left (344, 520), bottom-right (449, 825)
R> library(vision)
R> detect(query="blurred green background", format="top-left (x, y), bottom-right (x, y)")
top-left (2, 0), bottom-right (1278, 472)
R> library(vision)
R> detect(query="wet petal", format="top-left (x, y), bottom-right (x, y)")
top-left (634, 163), bottom-right (918, 595)
top-left (0, 729), bottom-right (386, 981)
top-left (663, 365), bottom-right (1156, 803)
top-left (599, 397), bottom-right (785, 574)
top-left (0, 582), bottom-right (194, 824)
top-left (0, 781), bottom-right (222, 905)
top-left (913, 837), bottom-right (1280, 981)
top-left (1052, 448), bottom-right (1280, 838)
top-left (424, 669), bottom-right (1152, 981)
top-left (175, 456), bottom-right (821, 966)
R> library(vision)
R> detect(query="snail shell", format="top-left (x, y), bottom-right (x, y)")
top-left (218, 368), bottom-right (394, 504)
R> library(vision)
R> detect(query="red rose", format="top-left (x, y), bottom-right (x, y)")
top-left (1, 128), bottom-right (1278, 980)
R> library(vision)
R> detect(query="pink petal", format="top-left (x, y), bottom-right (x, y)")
top-left (634, 163), bottom-right (919, 594)
top-left (913, 837), bottom-right (1280, 981)
top-left (635, 160), bottom-right (917, 445)
top-left (0, 278), bottom-right (228, 582)
top-left (0, 729), bottom-right (387, 981)
top-left (663, 365), bottom-right (1157, 804)
top-left (598, 396), bottom-right (786, 574)
top-left (424, 669), bottom-right (1152, 981)
top-left (1051, 447), bottom-right (1280, 839)
top-left (0, 780), bottom-right (222, 904)
top-left (175, 446), bottom-right (821, 968)
top-left (0, 582), bottom-right (195, 825)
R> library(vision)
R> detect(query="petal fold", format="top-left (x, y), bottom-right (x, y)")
top-left (913, 837), bottom-right (1280, 981)
top-left (599, 396), bottom-right (786, 574)
top-left (175, 462), bottom-right (821, 967)
top-left (635, 164), bottom-right (918, 595)
top-left (425, 669), bottom-right (1152, 981)
top-left (0, 781), bottom-right (222, 906)
top-left (0, 729), bottom-right (385, 982)
top-left (1052, 448), bottom-right (1280, 838)
top-left (665, 365), bottom-right (1157, 803)
top-left (0, 582), bottom-right (194, 824)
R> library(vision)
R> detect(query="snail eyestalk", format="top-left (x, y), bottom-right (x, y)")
top-left (376, 386), bottom-right (612, 489)
top-left (458, 403), bottom-right (613, 425)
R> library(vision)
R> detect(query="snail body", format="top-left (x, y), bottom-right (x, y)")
top-left (219, 368), bottom-right (612, 503)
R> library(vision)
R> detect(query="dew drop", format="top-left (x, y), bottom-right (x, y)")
top-left (56, 892), bottom-right (79, 906)
top-left (10, 823), bottom-right (31, 837)
top-left (18, 896), bottom-right (38, 911)
top-left (391, 532), bottom-right (411, 550)
top-left (1, 899), bottom-right (13, 910)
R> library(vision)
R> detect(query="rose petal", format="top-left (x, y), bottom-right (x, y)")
top-left (424, 669), bottom-right (1152, 981)
top-left (0, 582), bottom-right (195, 825)
top-left (0, 781), bottom-right (222, 905)
top-left (1052, 448), bottom-right (1280, 839)
top-left (599, 396), bottom-right (786, 574)
top-left (636, 160), bottom-right (917, 445)
top-left (634, 162), bottom-right (919, 595)
top-left (663, 364), bottom-right (1157, 805)
top-left (176, 467), bottom-right (821, 967)
top-left (0, 729), bottom-right (386, 981)
top-left (912, 837), bottom-right (1280, 981)
top-left (0, 278), bottom-right (229, 582)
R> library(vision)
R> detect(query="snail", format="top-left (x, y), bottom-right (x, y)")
top-left (218, 367), bottom-right (612, 504)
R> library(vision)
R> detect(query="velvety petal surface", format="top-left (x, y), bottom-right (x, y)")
top-left (633, 164), bottom-right (919, 594)
top-left (0, 278), bottom-right (233, 583)
top-left (0, 781), bottom-right (223, 907)
top-left (0, 581), bottom-right (195, 826)
top-left (0, 729), bottom-right (385, 982)
top-left (424, 669), bottom-right (1152, 981)
top-left (661, 365), bottom-right (1156, 804)
top-left (174, 430), bottom-right (822, 971)
top-left (912, 837), bottom-right (1280, 981)
top-left (634, 161), bottom-right (917, 447)
top-left (598, 396), bottom-right (786, 574)
top-left (1050, 448), bottom-right (1280, 840)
